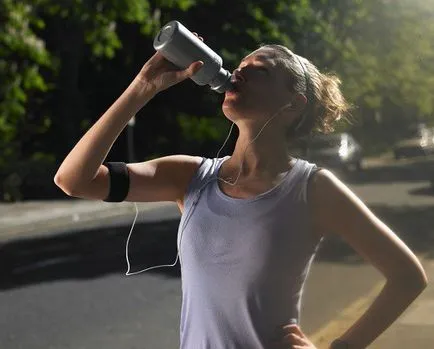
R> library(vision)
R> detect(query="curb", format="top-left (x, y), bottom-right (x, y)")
top-left (0, 200), bottom-right (178, 242)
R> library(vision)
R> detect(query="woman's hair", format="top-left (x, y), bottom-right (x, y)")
top-left (259, 44), bottom-right (352, 139)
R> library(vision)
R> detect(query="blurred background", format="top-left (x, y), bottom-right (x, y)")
top-left (1, 0), bottom-right (434, 201)
top-left (1, 1), bottom-right (434, 349)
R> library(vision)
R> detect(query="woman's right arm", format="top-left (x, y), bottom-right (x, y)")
top-left (54, 50), bottom-right (204, 204)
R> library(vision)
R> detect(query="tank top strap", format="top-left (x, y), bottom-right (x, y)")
top-left (183, 156), bottom-right (229, 208)
top-left (184, 156), bottom-right (319, 208)
top-left (283, 158), bottom-right (319, 204)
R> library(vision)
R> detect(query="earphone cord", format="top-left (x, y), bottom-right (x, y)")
top-left (125, 101), bottom-right (294, 275)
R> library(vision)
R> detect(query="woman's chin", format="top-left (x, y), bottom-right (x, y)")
top-left (223, 93), bottom-right (239, 105)
top-left (223, 92), bottom-right (244, 108)
top-left (222, 99), bottom-right (239, 113)
top-left (222, 102), bottom-right (253, 122)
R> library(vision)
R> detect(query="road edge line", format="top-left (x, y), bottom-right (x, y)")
top-left (308, 281), bottom-right (385, 347)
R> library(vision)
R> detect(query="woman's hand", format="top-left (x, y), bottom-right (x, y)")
top-left (274, 323), bottom-right (318, 349)
top-left (134, 33), bottom-right (205, 96)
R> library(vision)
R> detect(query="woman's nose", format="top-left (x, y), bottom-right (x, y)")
top-left (232, 69), bottom-right (245, 83)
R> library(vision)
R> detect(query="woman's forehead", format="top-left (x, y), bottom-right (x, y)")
top-left (242, 48), bottom-right (278, 66)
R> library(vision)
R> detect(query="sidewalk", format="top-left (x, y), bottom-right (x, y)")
top-left (311, 255), bottom-right (433, 349)
top-left (1, 193), bottom-right (433, 348)
top-left (0, 198), bottom-right (178, 242)
top-left (370, 258), bottom-right (434, 348)
top-left (0, 152), bottom-right (424, 242)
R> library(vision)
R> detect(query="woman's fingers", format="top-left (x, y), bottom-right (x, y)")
top-left (283, 324), bottom-right (304, 338)
top-left (192, 31), bottom-right (204, 41)
top-left (282, 332), bottom-right (304, 345)
top-left (175, 61), bottom-right (204, 80)
top-left (280, 324), bottom-right (317, 348)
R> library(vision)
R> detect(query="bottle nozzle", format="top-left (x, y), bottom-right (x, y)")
top-left (209, 68), bottom-right (233, 93)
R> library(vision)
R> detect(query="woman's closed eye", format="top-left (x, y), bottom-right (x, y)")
top-left (241, 66), bottom-right (270, 80)
top-left (255, 68), bottom-right (269, 77)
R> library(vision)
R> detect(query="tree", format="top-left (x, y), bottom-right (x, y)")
top-left (0, 0), bottom-right (52, 167)
top-left (2, 0), bottom-right (434, 200)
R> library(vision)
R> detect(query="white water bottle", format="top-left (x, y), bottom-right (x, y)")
top-left (153, 20), bottom-right (233, 93)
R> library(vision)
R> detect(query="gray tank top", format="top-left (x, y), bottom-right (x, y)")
top-left (177, 156), bottom-right (323, 349)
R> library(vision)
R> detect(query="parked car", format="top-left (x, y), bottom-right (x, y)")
top-left (427, 157), bottom-right (434, 190)
top-left (393, 124), bottom-right (434, 159)
top-left (294, 132), bottom-right (364, 171)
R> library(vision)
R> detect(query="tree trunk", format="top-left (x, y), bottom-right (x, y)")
top-left (51, 19), bottom-right (85, 160)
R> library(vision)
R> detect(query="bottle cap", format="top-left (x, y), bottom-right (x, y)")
top-left (210, 68), bottom-right (233, 93)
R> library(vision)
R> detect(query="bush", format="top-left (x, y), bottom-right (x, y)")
top-left (0, 153), bottom-right (63, 202)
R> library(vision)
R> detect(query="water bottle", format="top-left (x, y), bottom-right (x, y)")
top-left (153, 20), bottom-right (233, 93)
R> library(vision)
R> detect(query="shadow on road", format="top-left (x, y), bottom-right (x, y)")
top-left (314, 158), bottom-right (434, 263)
top-left (2, 158), bottom-right (433, 290)
top-left (2, 204), bottom-right (433, 290)
top-left (316, 204), bottom-right (434, 263)
top-left (0, 219), bottom-right (182, 291)
top-left (408, 186), bottom-right (434, 197)
top-left (342, 157), bottom-right (434, 185)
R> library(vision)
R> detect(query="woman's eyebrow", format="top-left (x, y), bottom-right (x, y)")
top-left (239, 57), bottom-right (273, 70)
top-left (239, 63), bottom-right (273, 75)
top-left (244, 53), bottom-right (276, 61)
top-left (255, 66), bottom-right (271, 74)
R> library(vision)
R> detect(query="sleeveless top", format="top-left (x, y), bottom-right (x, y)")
top-left (177, 156), bottom-right (324, 349)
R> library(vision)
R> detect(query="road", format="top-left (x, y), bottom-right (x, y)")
top-left (1, 156), bottom-right (433, 349)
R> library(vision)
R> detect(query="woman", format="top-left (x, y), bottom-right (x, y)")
top-left (54, 35), bottom-right (428, 349)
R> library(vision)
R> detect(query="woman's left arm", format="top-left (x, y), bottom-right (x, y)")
top-left (308, 169), bottom-right (428, 349)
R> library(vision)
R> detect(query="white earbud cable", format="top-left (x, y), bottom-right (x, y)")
top-left (125, 102), bottom-right (294, 275)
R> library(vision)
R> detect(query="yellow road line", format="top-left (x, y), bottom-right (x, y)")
top-left (308, 281), bottom-right (385, 348)
top-left (308, 253), bottom-right (429, 348)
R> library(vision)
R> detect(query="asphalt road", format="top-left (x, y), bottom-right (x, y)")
top-left (1, 156), bottom-right (433, 349)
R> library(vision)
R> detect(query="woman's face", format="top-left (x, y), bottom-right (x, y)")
top-left (222, 48), bottom-right (293, 123)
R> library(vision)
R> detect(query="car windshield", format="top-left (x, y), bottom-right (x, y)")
top-left (309, 135), bottom-right (342, 149)
top-left (403, 125), bottom-right (428, 139)
top-left (404, 129), bottom-right (422, 138)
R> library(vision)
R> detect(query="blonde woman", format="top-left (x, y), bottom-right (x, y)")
top-left (54, 36), bottom-right (427, 349)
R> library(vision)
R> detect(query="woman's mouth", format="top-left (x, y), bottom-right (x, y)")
top-left (226, 83), bottom-right (240, 96)
top-left (225, 89), bottom-right (239, 97)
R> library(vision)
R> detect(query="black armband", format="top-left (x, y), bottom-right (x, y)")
top-left (103, 162), bottom-right (130, 202)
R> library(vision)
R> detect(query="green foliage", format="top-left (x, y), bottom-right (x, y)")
top-left (0, 0), bottom-right (159, 200)
top-left (349, 0), bottom-right (434, 119)
top-left (0, 0), bottom-right (52, 167)
top-left (2, 0), bottom-right (434, 201)
top-left (177, 113), bottom-right (227, 143)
